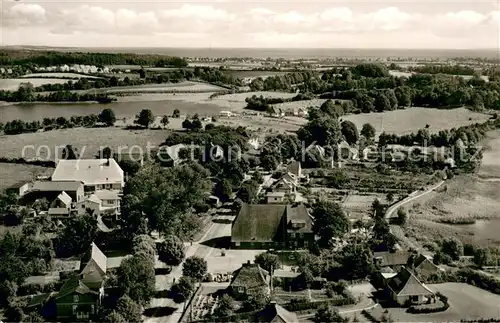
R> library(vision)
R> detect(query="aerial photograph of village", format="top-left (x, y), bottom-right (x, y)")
top-left (0, 0), bottom-right (499, 322)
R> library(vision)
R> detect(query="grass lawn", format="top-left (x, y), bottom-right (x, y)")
top-left (368, 283), bottom-right (500, 322)
top-left (343, 107), bottom-right (490, 137)
top-left (0, 127), bottom-right (169, 161)
top-left (0, 163), bottom-right (53, 191)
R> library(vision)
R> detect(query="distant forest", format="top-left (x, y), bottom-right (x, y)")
top-left (0, 50), bottom-right (188, 68)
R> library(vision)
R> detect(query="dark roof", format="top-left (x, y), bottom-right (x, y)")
top-left (26, 292), bottom-right (53, 308)
top-left (286, 204), bottom-right (312, 233)
top-left (257, 302), bottom-right (300, 323)
top-left (32, 180), bottom-right (83, 192)
top-left (411, 254), bottom-right (440, 273)
top-left (231, 262), bottom-right (269, 290)
top-left (387, 267), bottom-right (434, 297)
top-left (374, 251), bottom-right (411, 267)
top-left (232, 204), bottom-right (287, 243)
top-left (7, 181), bottom-right (28, 189)
top-left (56, 275), bottom-right (99, 299)
top-left (286, 161), bottom-right (301, 177)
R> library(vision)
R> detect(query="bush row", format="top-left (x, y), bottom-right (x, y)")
top-left (407, 292), bottom-right (449, 314)
top-left (0, 157), bottom-right (56, 168)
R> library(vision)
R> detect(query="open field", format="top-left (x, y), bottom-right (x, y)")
top-left (0, 78), bottom-right (69, 91)
top-left (402, 175), bottom-right (500, 247)
top-left (368, 283), bottom-right (500, 321)
top-left (342, 193), bottom-right (388, 219)
top-left (343, 107), bottom-right (490, 136)
top-left (21, 73), bottom-right (101, 79)
top-left (478, 130), bottom-right (500, 178)
top-left (0, 163), bottom-right (53, 191)
top-left (105, 81), bottom-right (225, 93)
top-left (401, 130), bottom-right (500, 247)
top-left (209, 91), bottom-right (297, 111)
top-left (272, 99), bottom-right (327, 111)
top-left (226, 70), bottom-right (288, 79)
top-left (0, 127), bottom-right (169, 161)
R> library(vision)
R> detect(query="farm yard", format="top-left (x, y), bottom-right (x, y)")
top-left (0, 163), bottom-right (53, 191)
top-left (343, 107), bottom-right (490, 136)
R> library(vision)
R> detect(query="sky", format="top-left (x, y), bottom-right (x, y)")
top-left (1, 0), bottom-right (499, 49)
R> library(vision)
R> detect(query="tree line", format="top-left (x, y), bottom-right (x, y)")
top-left (248, 63), bottom-right (500, 112)
top-left (244, 93), bottom-right (314, 112)
top-left (0, 108), bottom-right (117, 135)
top-left (0, 50), bottom-right (188, 68)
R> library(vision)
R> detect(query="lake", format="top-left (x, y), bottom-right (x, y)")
top-left (460, 219), bottom-right (500, 243)
top-left (0, 100), bottom-right (225, 122)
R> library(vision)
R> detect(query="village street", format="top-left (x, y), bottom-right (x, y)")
top-left (146, 221), bottom-right (232, 323)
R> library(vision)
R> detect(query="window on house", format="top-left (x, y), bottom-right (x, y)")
top-left (304, 240), bottom-right (308, 247)
top-left (235, 242), bottom-right (240, 247)
top-left (73, 295), bottom-right (79, 303)
top-left (72, 305), bottom-right (77, 315)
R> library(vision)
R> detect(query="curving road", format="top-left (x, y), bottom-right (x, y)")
top-left (385, 180), bottom-right (445, 253)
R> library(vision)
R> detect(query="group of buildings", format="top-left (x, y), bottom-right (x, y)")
top-left (8, 158), bottom-right (124, 218)
top-left (27, 243), bottom-right (108, 320)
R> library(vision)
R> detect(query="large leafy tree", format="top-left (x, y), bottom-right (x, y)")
top-left (340, 244), bottom-right (375, 280)
top-left (122, 163), bottom-right (211, 237)
top-left (171, 276), bottom-right (194, 303)
top-left (55, 215), bottom-right (97, 257)
top-left (117, 253), bottom-right (156, 306)
top-left (297, 115), bottom-right (342, 147)
top-left (312, 201), bottom-right (350, 248)
top-left (182, 256), bottom-right (207, 281)
top-left (341, 120), bottom-right (359, 145)
top-left (115, 295), bottom-right (142, 323)
top-left (360, 123), bottom-right (376, 141)
top-left (99, 108), bottom-right (116, 126)
top-left (315, 305), bottom-right (348, 323)
top-left (135, 109), bottom-right (155, 128)
top-left (158, 235), bottom-right (185, 266)
top-left (254, 252), bottom-right (280, 273)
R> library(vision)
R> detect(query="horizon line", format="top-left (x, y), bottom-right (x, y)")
top-left (3, 45), bottom-right (499, 51)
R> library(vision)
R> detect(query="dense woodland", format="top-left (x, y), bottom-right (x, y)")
top-left (249, 64), bottom-right (500, 111)
top-left (0, 50), bottom-right (188, 67)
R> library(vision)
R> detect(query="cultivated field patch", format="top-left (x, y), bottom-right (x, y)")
top-left (343, 108), bottom-right (490, 136)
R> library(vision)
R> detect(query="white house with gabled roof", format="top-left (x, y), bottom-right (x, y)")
top-left (51, 159), bottom-right (124, 191)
